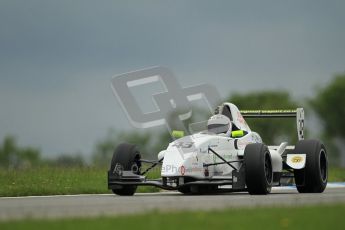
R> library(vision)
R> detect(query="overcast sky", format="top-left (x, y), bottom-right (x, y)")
top-left (0, 0), bottom-right (344, 157)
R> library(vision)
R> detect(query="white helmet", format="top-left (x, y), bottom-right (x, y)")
top-left (207, 114), bottom-right (232, 135)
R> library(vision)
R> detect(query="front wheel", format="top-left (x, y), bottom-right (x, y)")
top-left (244, 143), bottom-right (273, 195)
top-left (109, 143), bottom-right (141, 196)
top-left (294, 140), bottom-right (328, 193)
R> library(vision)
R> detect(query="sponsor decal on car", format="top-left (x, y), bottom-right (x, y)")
top-left (286, 154), bottom-right (306, 169)
top-left (172, 142), bottom-right (194, 148)
top-left (240, 109), bottom-right (297, 114)
top-left (179, 165), bottom-right (186, 175)
top-left (291, 156), bottom-right (303, 163)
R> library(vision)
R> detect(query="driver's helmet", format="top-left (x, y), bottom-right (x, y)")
top-left (207, 114), bottom-right (232, 135)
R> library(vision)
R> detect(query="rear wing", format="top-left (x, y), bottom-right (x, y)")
top-left (240, 108), bottom-right (305, 140)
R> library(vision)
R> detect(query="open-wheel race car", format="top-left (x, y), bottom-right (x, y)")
top-left (108, 102), bottom-right (328, 195)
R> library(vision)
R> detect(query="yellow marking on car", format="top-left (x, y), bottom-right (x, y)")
top-left (231, 130), bottom-right (245, 138)
top-left (172, 130), bottom-right (184, 138)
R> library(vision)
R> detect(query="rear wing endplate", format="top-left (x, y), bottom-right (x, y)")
top-left (240, 108), bottom-right (305, 140)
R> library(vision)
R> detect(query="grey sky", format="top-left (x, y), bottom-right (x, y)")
top-left (0, 0), bottom-right (344, 157)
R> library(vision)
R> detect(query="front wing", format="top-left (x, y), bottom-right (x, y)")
top-left (108, 168), bottom-right (247, 192)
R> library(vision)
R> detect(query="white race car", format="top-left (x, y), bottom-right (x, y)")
top-left (108, 102), bottom-right (328, 195)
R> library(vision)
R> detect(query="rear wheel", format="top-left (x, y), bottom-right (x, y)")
top-left (294, 140), bottom-right (327, 193)
top-left (244, 143), bottom-right (273, 195)
top-left (110, 143), bottom-right (141, 196)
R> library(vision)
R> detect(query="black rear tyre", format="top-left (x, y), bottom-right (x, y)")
top-left (244, 143), bottom-right (273, 195)
top-left (110, 143), bottom-right (141, 196)
top-left (294, 140), bottom-right (328, 193)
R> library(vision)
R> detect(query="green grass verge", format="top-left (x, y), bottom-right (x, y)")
top-left (0, 167), bottom-right (108, 197)
top-left (0, 166), bottom-right (160, 197)
top-left (0, 167), bottom-right (344, 197)
top-left (328, 167), bottom-right (345, 182)
top-left (0, 204), bottom-right (344, 229)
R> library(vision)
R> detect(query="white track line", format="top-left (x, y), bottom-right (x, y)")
top-left (272, 182), bottom-right (345, 190)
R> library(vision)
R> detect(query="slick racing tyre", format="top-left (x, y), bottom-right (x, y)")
top-left (110, 143), bottom-right (141, 196)
top-left (244, 143), bottom-right (273, 195)
top-left (294, 139), bottom-right (328, 193)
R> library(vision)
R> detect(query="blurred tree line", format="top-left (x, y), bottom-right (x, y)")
top-left (0, 136), bottom-right (84, 169)
top-left (0, 136), bottom-right (41, 169)
top-left (1, 73), bottom-right (344, 169)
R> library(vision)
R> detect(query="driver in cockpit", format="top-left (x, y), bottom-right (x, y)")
top-left (207, 114), bottom-right (247, 138)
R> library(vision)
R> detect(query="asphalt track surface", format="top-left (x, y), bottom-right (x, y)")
top-left (1, 187), bottom-right (345, 220)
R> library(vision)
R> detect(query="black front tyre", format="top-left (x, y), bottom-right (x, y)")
top-left (110, 143), bottom-right (141, 196)
top-left (244, 143), bottom-right (273, 195)
top-left (294, 140), bottom-right (328, 193)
